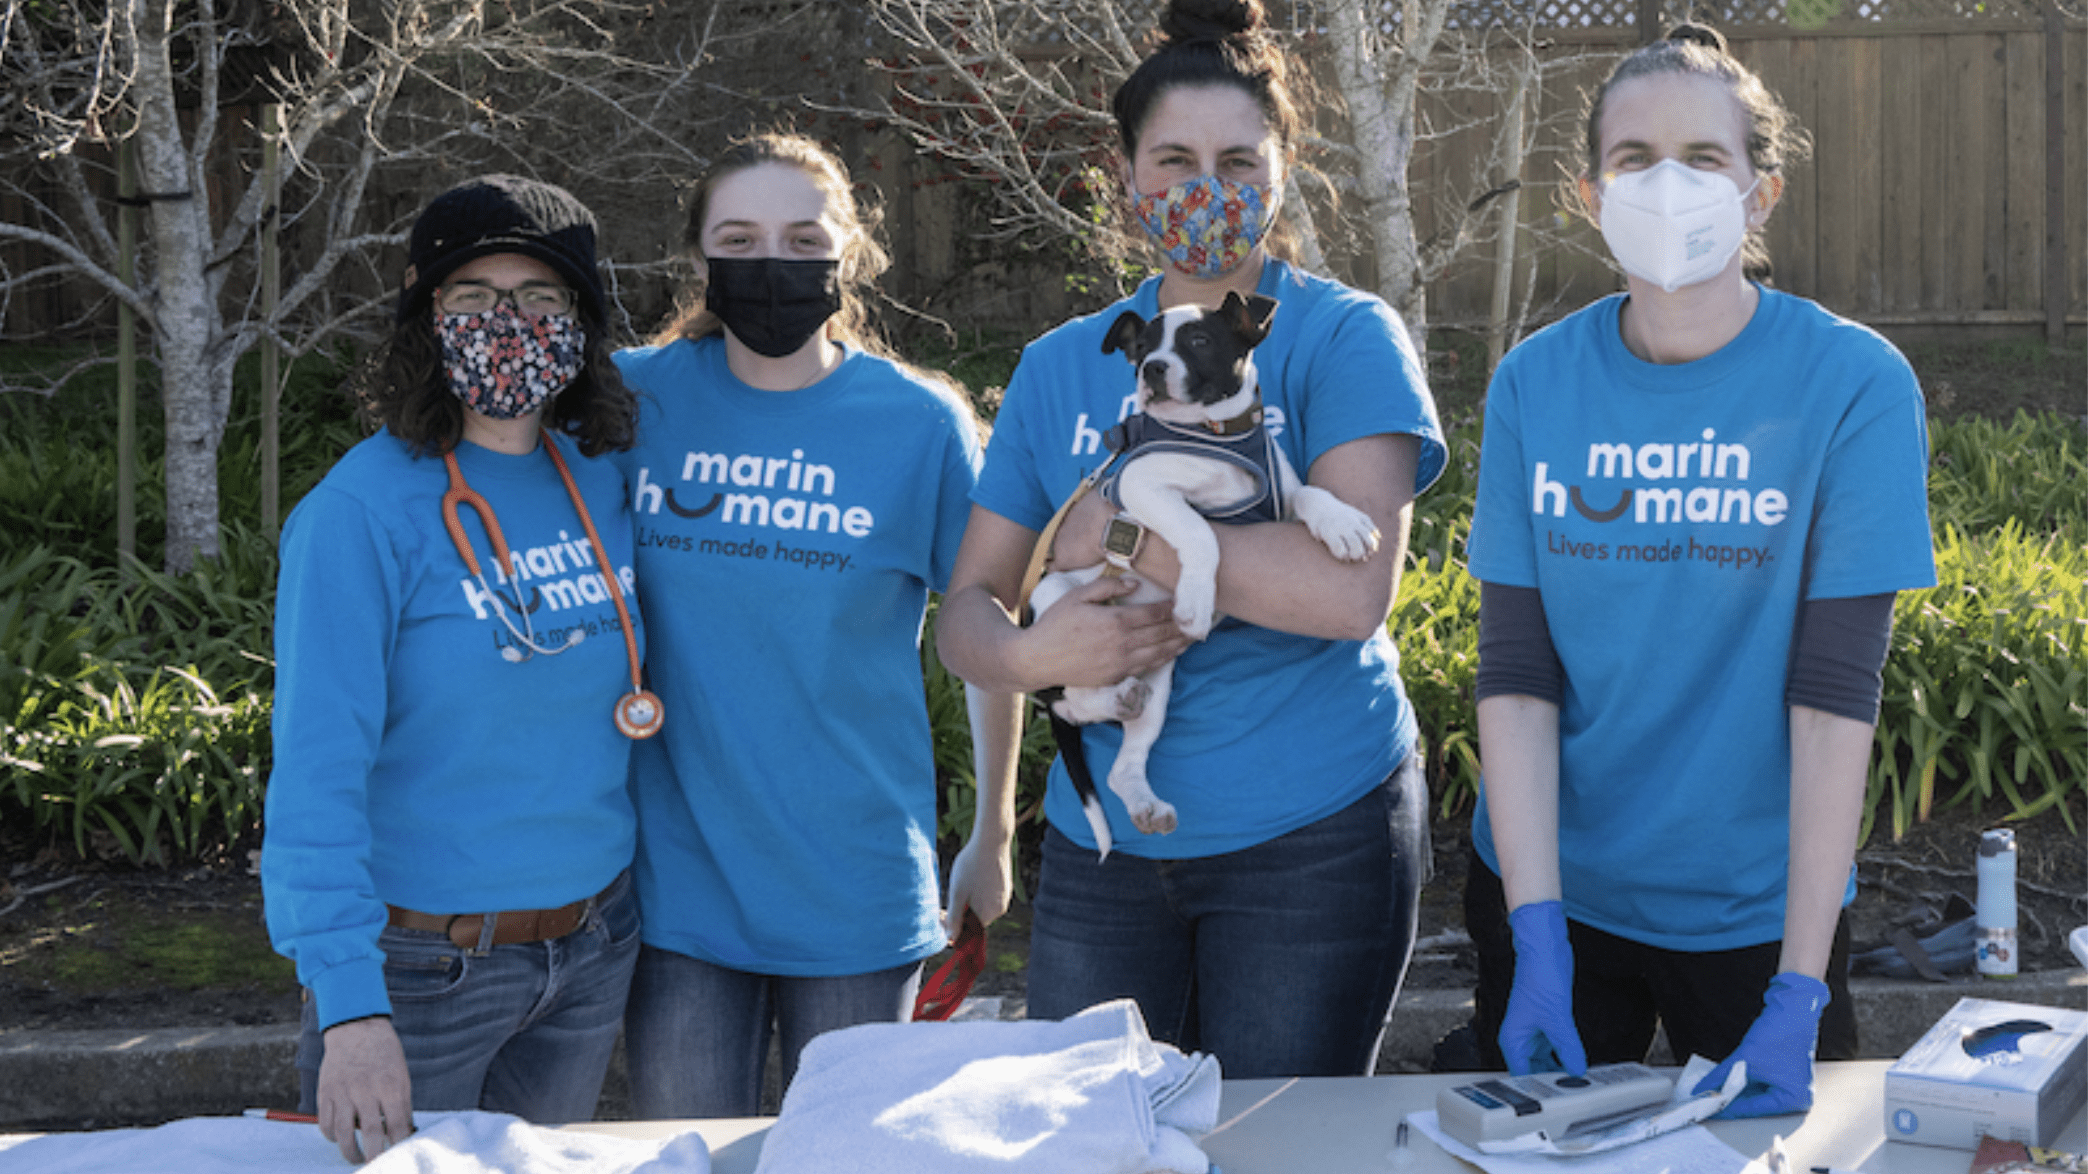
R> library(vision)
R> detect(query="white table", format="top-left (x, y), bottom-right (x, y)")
top-left (573, 1061), bottom-right (2088, 1174)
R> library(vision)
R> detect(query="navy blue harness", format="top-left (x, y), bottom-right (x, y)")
top-left (1097, 411), bottom-right (1287, 524)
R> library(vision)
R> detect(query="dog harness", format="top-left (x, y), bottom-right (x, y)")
top-left (1096, 409), bottom-right (1288, 524)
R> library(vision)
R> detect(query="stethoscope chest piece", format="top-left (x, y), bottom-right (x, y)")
top-left (615, 690), bottom-right (665, 739)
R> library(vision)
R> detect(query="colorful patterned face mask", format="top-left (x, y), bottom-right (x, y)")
top-left (437, 303), bottom-right (586, 420)
top-left (1132, 174), bottom-right (1278, 278)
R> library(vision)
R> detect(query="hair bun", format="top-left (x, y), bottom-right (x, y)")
top-left (1664, 22), bottom-right (1728, 52)
top-left (1160, 0), bottom-right (1264, 44)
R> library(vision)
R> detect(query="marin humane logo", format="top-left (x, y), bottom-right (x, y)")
top-left (456, 530), bottom-right (636, 657)
top-left (631, 446), bottom-right (867, 574)
top-left (1533, 429), bottom-right (1789, 572)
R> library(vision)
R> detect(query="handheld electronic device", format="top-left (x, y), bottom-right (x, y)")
top-left (1436, 1062), bottom-right (1676, 1148)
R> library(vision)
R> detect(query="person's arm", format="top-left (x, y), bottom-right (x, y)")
top-left (1696, 594), bottom-right (1894, 1116)
top-left (934, 505), bottom-right (1192, 695)
top-left (1477, 693), bottom-right (1562, 908)
top-left (1780, 705), bottom-right (1873, 977)
top-left (1475, 580), bottom-right (1584, 1075)
top-left (261, 487), bottom-right (415, 1159)
top-left (944, 683), bottom-right (1022, 935)
top-left (1048, 434), bottom-right (1419, 642)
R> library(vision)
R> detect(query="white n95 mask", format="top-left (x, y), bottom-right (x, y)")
top-left (1598, 159), bottom-right (1760, 292)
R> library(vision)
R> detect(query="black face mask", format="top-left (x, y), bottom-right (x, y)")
top-left (703, 257), bottom-right (843, 359)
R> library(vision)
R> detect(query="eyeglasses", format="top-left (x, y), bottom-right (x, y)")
top-left (436, 281), bottom-right (576, 318)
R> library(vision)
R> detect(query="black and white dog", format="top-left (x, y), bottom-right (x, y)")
top-left (1029, 291), bottom-right (1380, 857)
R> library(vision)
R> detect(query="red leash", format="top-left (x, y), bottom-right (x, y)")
top-left (913, 911), bottom-right (988, 1022)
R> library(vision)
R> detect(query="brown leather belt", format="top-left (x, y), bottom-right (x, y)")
top-left (386, 890), bottom-right (598, 952)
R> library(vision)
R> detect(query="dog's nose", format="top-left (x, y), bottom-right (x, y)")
top-left (1141, 361), bottom-right (1171, 397)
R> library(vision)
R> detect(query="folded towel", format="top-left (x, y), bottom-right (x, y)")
top-left (0, 1111), bottom-right (710, 1174)
top-left (753, 999), bottom-right (1221, 1174)
top-left (364, 1112), bottom-right (710, 1173)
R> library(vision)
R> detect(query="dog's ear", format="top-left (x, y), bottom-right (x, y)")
top-left (1218, 291), bottom-right (1279, 347)
top-left (1102, 310), bottom-right (1146, 360)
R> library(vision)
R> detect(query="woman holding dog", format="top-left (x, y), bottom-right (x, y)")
top-left (264, 175), bottom-right (646, 1161)
top-left (1463, 25), bottom-right (1935, 1117)
top-left (936, 0), bottom-right (1446, 1078)
top-left (608, 133), bottom-right (1022, 1118)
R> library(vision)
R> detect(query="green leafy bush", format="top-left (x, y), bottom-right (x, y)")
top-left (1, 349), bottom-right (356, 862)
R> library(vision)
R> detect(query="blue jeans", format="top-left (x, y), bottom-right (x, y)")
top-left (1027, 756), bottom-right (1429, 1079)
top-left (621, 945), bottom-right (923, 1118)
top-left (297, 870), bottom-right (639, 1123)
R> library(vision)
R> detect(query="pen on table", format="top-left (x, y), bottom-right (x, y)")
top-left (1810, 1166), bottom-right (1861, 1174)
top-left (244, 1108), bottom-right (318, 1123)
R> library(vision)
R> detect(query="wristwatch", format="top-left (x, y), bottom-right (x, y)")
top-left (1101, 513), bottom-right (1146, 576)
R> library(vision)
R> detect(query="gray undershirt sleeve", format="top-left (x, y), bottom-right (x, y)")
top-left (1475, 581), bottom-right (1563, 706)
top-left (1476, 585), bottom-right (1895, 723)
top-left (1787, 593), bottom-right (1897, 724)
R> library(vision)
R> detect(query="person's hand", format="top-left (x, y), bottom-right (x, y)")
top-left (1019, 575), bottom-right (1192, 688)
top-left (317, 1016), bottom-right (414, 1163)
top-left (1694, 972), bottom-right (1829, 1117)
top-left (1499, 900), bottom-right (1587, 1076)
top-left (944, 829), bottom-right (1012, 939)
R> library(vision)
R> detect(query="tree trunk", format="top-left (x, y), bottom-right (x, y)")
top-left (134, 1), bottom-right (230, 574)
top-left (1325, 0), bottom-right (1428, 344)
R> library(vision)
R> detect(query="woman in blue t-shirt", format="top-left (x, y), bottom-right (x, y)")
top-left (610, 133), bottom-right (1022, 1118)
top-left (264, 176), bottom-right (647, 1162)
top-left (1463, 24), bottom-right (1936, 1117)
top-left (935, 0), bottom-right (1446, 1078)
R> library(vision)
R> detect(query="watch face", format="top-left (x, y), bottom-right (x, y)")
top-left (1104, 517), bottom-right (1142, 558)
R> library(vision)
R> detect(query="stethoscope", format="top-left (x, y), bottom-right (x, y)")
top-left (441, 429), bottom-right (663, 739)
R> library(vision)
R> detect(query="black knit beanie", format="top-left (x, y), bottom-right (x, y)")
top-left (397, 174), bottom-right (606, 323)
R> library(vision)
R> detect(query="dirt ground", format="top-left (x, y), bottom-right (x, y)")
top-left (3, 801), bottom-right (2081, 1037)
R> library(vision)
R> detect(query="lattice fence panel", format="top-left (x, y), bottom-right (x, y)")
top-left (1008, 0), bottom-right (2054, 43)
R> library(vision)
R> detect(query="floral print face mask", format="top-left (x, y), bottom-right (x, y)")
top-left (1132, 174), bottom-right (1278, 278)
top-left (436, 303), bottom-right (586, 420)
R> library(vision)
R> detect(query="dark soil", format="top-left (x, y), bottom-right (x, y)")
top-left (3, 801), bottom-right (2080, 1037)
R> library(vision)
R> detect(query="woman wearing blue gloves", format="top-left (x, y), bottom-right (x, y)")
top-left (1463, 25), bottom-right (1935, 1117)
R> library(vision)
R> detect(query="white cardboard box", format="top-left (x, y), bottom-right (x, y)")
top-left (1883, 997), bottom-right (2088, 1149)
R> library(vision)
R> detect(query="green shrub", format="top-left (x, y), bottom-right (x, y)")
top-left (1872, 519), bottom-right (2086, 842)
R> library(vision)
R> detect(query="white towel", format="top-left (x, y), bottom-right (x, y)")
top-left (0, 1111), bottom-right (710, 1174)
top-left (753, 999), bottom-right (1222, 1174)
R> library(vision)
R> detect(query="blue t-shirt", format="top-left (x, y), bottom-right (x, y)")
top-left (263, 429), bottom-right (642, 1030)
top-left (612, 337), bottom-right (982, 976)
top-left (1467, 288), bottom-right (1937, 951)
top-left (975, 260), bottom-right (1447, 857)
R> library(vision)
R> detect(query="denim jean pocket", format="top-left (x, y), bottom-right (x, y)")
top-left (380, 925), bottom-right (470, 1000)
top-left (591, 872), bottom-right (640, 949)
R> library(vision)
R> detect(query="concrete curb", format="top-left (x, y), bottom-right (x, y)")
top-left (3, 971), bottom-right (2082, 1130)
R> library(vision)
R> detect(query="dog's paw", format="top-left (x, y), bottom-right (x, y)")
top-left (1111, 677), bottom-right (1150, 721)
top-left (1173, 581), bottom-right (1217, 641)
top-left (1307, 504), bottom-right (1381, 563)
top-left (1127, 797), bottom-right (1178, 836)
top-left (1052, 678), bottom-right (1149, 724)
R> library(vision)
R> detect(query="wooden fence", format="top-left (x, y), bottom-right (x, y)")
top-left (1402, 0), bottom-right (2086, 340)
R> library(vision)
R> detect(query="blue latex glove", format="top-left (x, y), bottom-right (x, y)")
top-left (1499, 900), bottom-right (1587, 1076)
top-left (1694, 972), bottom-right (1830, 1117)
